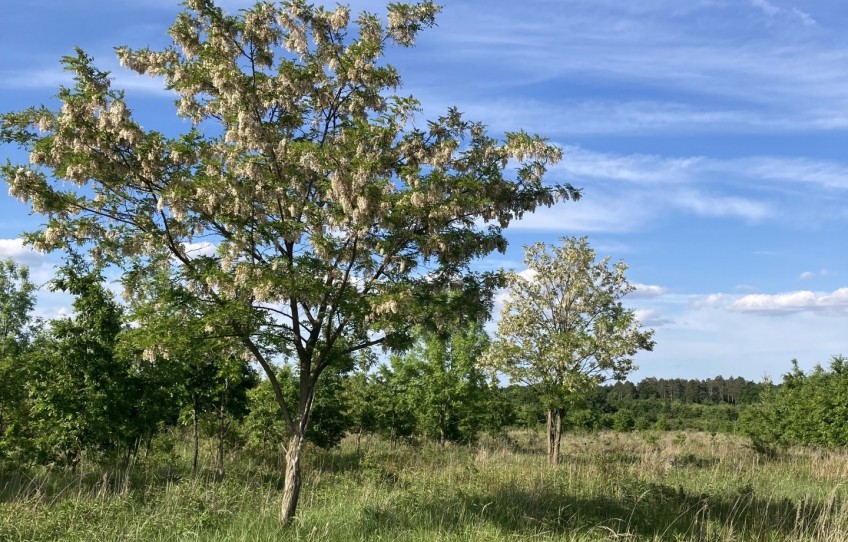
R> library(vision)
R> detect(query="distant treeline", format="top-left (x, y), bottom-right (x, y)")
top-left (504, 377), bottom-right (771, 435)
top-left (601, 377), bottom-right (765, 404)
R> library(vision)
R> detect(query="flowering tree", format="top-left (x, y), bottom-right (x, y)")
top-left (483, 237), bottom-right (654, 466)
top-left (0, 0), bottom-right (578, 523)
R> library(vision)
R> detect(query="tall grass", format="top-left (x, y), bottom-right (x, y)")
top-left (1, 430), bottom-right (845, 541)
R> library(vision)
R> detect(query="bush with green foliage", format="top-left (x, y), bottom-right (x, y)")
top-left (741, 356), bottom-right (848, 449)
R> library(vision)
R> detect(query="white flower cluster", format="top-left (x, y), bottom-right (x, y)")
top-left (142, 345), bottom-right (170, 363)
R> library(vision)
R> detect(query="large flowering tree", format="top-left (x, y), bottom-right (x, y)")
top-left (0, 0), bottom-right (578, 523)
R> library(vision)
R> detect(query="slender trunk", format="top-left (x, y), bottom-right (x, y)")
top-left (280, 433), bottom-right (305, 525)
top-left (438, 411), bottom-right (446, 447)
top-left (546, 408), bottom-right (563, 466)
top-left (192, 394), bottom-right (199, 476)
top-left (217, 382), bottom-right (227, 478)
top-left (355, 425), bottom-right (363, 455)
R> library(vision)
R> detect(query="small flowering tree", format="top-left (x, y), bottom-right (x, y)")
top-left (483, 237), bottom-right (654, 466)
top-left (0, 0), bottom-right (578, 523)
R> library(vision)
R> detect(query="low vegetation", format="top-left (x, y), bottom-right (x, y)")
top-left (1, 430), bottom-right (846, 541)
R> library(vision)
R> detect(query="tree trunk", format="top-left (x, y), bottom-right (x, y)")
top-left (546, 408), bottom-right (563, 466)
top-left (192, 394), bottom-right (199, 476)
top-left (217, 382), bottom-right (227, 478)
top-left (280, 433), bottom-right (305, 525)
top-left (438, 411), bottom-right (446, 447)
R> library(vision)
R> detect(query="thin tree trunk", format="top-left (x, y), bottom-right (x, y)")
top-left (438, 411), bottom-right (446, 447)
top-left (217, 381), bottom-right (227, 478)
top-left (192, 394), bottom-right (199, 476)
top-left (546, 408), bottom-right (563, 466)
top-left (280, 433), bottom-right (305, 525)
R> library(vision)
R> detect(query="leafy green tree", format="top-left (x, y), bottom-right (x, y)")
top-left (741, 357), bottom-right (848, 449)
top-left (0, 259), bottom-right (37, 465)
top-left (206, 356), bottom-right (259, 477)
top-left (25, 259), bottom-right (130, 465)
top-left (119, 269), bottom-right (258, 475)
top-left (341, 350), bottom-right (379, 452)
top-left (371, 364), bottom-right (418, 446)
top-left (0, 259), bottom-right (36, 347)
top-left (391, 323), bottom-right (491, 444)
top-left (243, 365), bottom-right (352, 457)
top-left (483, 237), bottom-right (654, 465)
top-left (0, 0), bottom-right (577, 520)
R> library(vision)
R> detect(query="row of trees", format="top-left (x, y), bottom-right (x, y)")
top-left (0, 258), bottom-right (258, 471)
top-left (603, 376), bottom-right (765, 405)
top-left (0, 258), bottom-right (564, 470)
top-left (4, 253), bottom-right (773, 472)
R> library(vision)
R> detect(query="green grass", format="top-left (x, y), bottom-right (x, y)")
top-left (1, 430), bottom-right (846, 541)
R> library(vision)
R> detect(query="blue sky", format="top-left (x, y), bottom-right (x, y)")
top-left (2, 0), bottom-right (848, 381)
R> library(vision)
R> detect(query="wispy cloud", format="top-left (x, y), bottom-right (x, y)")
top-left (751, 0), bottom-right (817, 26)
top-left (0, 65), bottom-right (172, 96)
top-left (412, 0), bottom-right (842, 137)
top-left (509, 192), bottom-right (656, 233)
top-left (559, 147), bottom-right (848, 193)
top-left (799, 269), bottom-right (833, 280)
top-left (507, 141), bottom-right (848, 233)
top-left (751, 0), bottom-right (780, 17)
top-left (670, 190), bottom-right (771, 221)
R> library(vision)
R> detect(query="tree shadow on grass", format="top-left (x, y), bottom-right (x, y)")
top-left (356, 479), bottom-right (839, 540)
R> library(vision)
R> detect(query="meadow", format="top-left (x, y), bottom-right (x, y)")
top-left (1, 430), bottom-right (846, 541)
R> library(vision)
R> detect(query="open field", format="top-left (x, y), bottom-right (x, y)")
top-left (1, 430), bottom-right (846, 541)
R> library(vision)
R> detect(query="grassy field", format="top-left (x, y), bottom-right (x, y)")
top-left (1, 430), bottom-right (846, 541)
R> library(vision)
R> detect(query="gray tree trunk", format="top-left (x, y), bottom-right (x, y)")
top-left (280, 433), bottom-right (305, 525)
top-left (546, 408), bottom-right (563, 466)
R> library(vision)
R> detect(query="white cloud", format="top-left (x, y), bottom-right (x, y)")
top-left (728, 288), bottom-right (848, 315)
top-left (0, 238), bottom-right (49, 267)
top-left (0, 64), bottom-right (173, 96)
top-left (183, 241), bottom-right (217, 257)
top-left (634, 308), bottom-right (673, 327)
top-left (632, 283), bottom-right (668, 298)
top-left (559, 147), bottom-right (848, 194)
top-left (542, 146), bottom-right (848, 233)
top-left (628, 289), bottom-right (848, 380)
top-left (799, 269), bottom-right (833, 280)
top-left (791, 8), bottom-right (817, 27)
top-left (517, 268), bottom-right (537, 281)
top-left (690, 293), bottom-right (730, 309)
